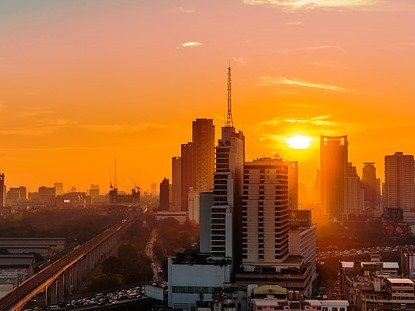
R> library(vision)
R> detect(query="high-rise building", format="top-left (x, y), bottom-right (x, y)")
top-left (362, 162), bottom-right (381, 210)
top-left (199, 191), bottom-right (213, 254)
top-left (0, 174), bottom-right (4, 207)
top-left (171, 156), bottom-right (182, 212)
top-left (384, 152), bottom-right (415, 211)
top-left (192, 119), bottom-right (215, 193)
top-left (242, 158), bottom-right (289, 267)
top-left (7, 187), bottom-right (27, 203)
top-left (180, 142), bottom-right (194, 212)
top-left (320, 135), bottom-right (348, 220)
top-left (210, 126), bottom-right (245, 259)
top-left (346, 162), bottom-right (364, 216)
top-left (210, 67), bottom-right (245, 260)
top-left (54, 183), bottom-right (64, 196)
top-left (159, 178), bottom-right (170, 211)
top-left (188, 187), bottom-right (200, 223)
top-left (285, 161), bottom-right (298, 210)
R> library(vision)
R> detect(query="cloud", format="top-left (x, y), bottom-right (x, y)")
top-left (232, 57), bottom-right (247, 65)
top-left (80, 123), bottom-right (163, 134)
top-left (309, 61), bottom-right (348, 70)
top-left (285, 21), bottom-right (303, 25)
top-left (179, 7), bottom-right (195, 13)
top-left (259, 76), bottom-right (347, 92)
top-left (261, 115), bottom-right (337, 127)
top-left (242, 0), bottom-right (380, 10)
top-left (278, 45), bottom-right (345, 54)
top-left (180, 41), bottom-right (203, 48)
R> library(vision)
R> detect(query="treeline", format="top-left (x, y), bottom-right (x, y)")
top-left (87, 216), bottom-right (153, 292)
top-left (0, 209), bottom-right (121, 244)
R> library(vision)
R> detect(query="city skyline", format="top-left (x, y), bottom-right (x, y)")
top-left (1, 1), bottom-right (415, 191)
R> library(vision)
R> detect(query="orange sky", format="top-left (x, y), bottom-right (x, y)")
top-left (1, 0), bottom-right (415, 193)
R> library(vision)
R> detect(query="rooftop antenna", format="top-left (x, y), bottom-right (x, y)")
top-left (226, 66), bottom-right (233, 127)
top-left (114, 158), bottom-right (118, 189)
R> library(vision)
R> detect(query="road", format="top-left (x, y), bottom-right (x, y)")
top-left (0, 219), bottom-right (132, 311)
top-left (317, 243), bottom-right (415, 261)
top-left (144, 227), bottom-right (162, 283)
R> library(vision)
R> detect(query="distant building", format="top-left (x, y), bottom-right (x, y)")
top-left (0, 174), bottom-right (4, 208)
top-left (192, 119), bottom-right (215, 193)
top-left (362, 163), bottom-right (381, 210)
top-left (37, 186), bottom-right (56, 207)
top-left (172, 157), bottom-right (182, 212)
top-left (89, 184), bottom-right (100, 203)
top-left (6, 187), bottom-right (27, 204)
top-left (159, 178), bottom-right (170, 211)
top-left (181, 142), bottom-right (194, 212)
top-left (346, 163), bottom-right (364, 216)
top-left (285, 161), bottom-right (298, 210)
top-left (54, 183), bottom-right (64, 196)
top-left (188, 188), bottom-right (200, 223)
top-left (384, 152), bottom-right (414, 211)
top-left (320, 136), bottom-right (348, 221)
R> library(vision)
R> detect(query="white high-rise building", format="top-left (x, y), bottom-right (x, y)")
top-left (241, 158), bottom-right (289, 267)
top-left (210, 126), bottom-right (245, 259)
top-left (384, 152), bottom-right (414, 211)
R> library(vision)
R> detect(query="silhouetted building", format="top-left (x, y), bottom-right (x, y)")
top-left (285, 160), bottom-right (298, 210)
top-left (171, 156), bottom-right (181, 212)
top-left (159, 178), bottom-right (170, 211)
top-left (89, 184), bottom-right (100, 202)
top-left (384, 152), bottom-right (414, 211)
top-left (181, 142), bottom-right (194, 212)
top-left (6, 187), bottom-right (27, 204)
top-left (192, 118), bottom-right (215, 193)
top-left (199, 191), bottom-right (213, 254)
top-left (242, 158), bottom-right (289, 266)
top-left (347, 162), bottom-right (364, 216)
top-left (320, 135), bottom-right (348, 221)
top-left (38, 186), bottom-right (56, 206)
top-left (0, 174), bottom-right (4, 208)
top-left (362, 162), bottom-right (381, 210)
top-left (54, 183), bottom-right (64, 196)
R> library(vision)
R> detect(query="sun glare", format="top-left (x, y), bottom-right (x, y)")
top-left (286, 134), bottom-right (312, 149)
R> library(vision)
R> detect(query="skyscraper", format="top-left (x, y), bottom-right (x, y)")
top-left (210, 67), bottom-right (245, 261)
top-left (171, 156), bottom-right (181, 212)
top-left (285, 160), bottom-right (298, 210)
top-left (362, 162), bottom-right (380, 209)
top-left (0, 174), bottom-right (4, 207)
top-left (320, 135), bottom-right (348, 220)
top-left (384, 152), bottom-right (414, 211)
top-left (192, 119), bottom-right (215, 193)
top-left (159, 178), bottom-right (170, 211)
top-left (180, 142), bottom-right (194, 212)
top-left (346, 162), bottom-right (364, 216)
top-left (242, 158), bottom-right (289, 266)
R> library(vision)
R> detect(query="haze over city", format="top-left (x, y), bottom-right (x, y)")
top-left (2, 0), bottom-right (415, 191)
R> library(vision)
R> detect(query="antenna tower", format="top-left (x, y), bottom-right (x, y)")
top-left (226, 67), bottom-right (233, 127)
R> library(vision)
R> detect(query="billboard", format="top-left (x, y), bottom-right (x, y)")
top-left (289, 210), bottom-right (312, 228)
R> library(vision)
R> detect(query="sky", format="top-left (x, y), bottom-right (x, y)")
top-left (1, 0), bottom-right (415, 193)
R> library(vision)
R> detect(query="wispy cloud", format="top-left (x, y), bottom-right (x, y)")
top-left (80, 123), bottom-right (163, 134)
top-left (285, 21), bottom-right (303, 25)
top-left (232, 57), bottom-right (247, 65)
top-left (259, 76), bottom-right (347, 92)
top-left (180, 41), bottom-right (203, 48)
top-left (179, 7), bottom-right (196, 13)
top-left (261, 115), bottom-right (337, 127)
top-left (243, 0), bottom-right (381, 10)
top-left (309, 61), bottom-right (348, 70)
top-left (278, 45), bottom-right (345, 54)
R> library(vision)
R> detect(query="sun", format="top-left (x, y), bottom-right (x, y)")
top-left (286, 134), bottom-right (312, 150)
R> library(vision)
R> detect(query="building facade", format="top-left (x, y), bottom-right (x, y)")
top-left (320, 136), bottom-right (348, 221)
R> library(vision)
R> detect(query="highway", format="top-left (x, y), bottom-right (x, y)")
top-left (144, 227), bottom-right (163, 283)
top-left (0, 219), bottom-right (132, 311)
